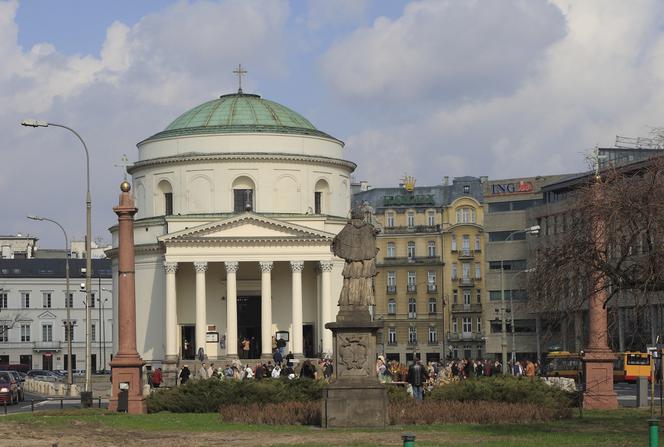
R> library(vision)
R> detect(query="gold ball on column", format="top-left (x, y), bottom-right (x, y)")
top-left (120, 181), bottom-right (131, 192)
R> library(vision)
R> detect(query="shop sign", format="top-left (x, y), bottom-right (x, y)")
top-left (383, 194), bottom-right (435, 206)
top-left (490, 180), bottom-right (534, 195)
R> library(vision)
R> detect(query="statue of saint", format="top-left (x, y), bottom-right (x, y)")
top-left (331, 209), bottom-right (379, 308)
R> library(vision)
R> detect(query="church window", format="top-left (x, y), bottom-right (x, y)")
top-left (232, 176), bottom-right (256, 213)
top-left (164, 193), bottom-right (173, 215)
top-left (314, 192), bottom-right (322, 214)
top-left (157, 180), bottom-right (174, 216)
top-left (314, 179), bottom-right (329, 214)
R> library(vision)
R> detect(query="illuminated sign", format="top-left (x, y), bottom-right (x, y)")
top-left (383, 194), bottom-right (435, 206)
top-left (490, 180), bottom-right (534, 195)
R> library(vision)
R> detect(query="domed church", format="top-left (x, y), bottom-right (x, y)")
top-left (109, 86), bottom-right (355, 379)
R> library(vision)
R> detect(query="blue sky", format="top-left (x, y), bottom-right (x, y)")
top-left (3, 0), bottom-right (664, 246)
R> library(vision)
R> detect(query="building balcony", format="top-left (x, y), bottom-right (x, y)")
top-left (383, 225), bottom-right (441, 234)
top-left (407, 284), bottom-right (417, 293)
top-left (451, 303), bottom-right (483, 313)
top-left (386, 285), bottom-right (397, 294)
top-left (457, 249), bottom-right (476, 260)
top-left (447, 332), bottom-right (483, 342)
top-left (456, 277), bottom-right (475, 287)
top-left (32, 341), bottom-right (62, 352)
top-left (427, 284), bottom-right (437, 293)
top-left (378, 256), bottom-right (442, 266)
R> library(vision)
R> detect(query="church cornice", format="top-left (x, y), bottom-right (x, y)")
top-left (164, 236), bottom-right (332, 247)
top-left (127, 152), bottom-right (356, 174)
top-left (106, 243), bottom-right (163, 259)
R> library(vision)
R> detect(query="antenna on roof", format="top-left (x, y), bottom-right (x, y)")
top-left (233, 64), bottom-right (247, 94)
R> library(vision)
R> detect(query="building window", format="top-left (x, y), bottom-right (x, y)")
top-left (427, 271), bottom-right (436, 292)
top-left (387, 271), bottom-right (396, 286)
top-left (427, 241), bottom-right (436, 257)
top-left (451, 263), bottom-right (458, 280)
top-left (90, 292), bottom-right (95, 308)
top-left (20, 324), bottom-right (30, 342)
top-left (386, 242), bottom-right (396, 257)
top-left (475, 263), bottom-right (481, 279)
top-left (42, 324), bottom-right (53, 342)
top-left (0, 326), bottom-right (8, 342)
top-left (408, 326), bottom-right (417, 343)
top-left (456, 207), bottom-right (476, 224)
top-left (407, 211), bottom-right (415, 228)
top-left (462, 317), bottom-right (472, 334)
top-left (234, 189), bottom-right (253, 213)
top-left (462, 263), bottom-right (470, 279)
top-left (21, 292), bottom-right (30, 308)
top-left (408, 298), bottom-right (416, 319)
top-left (462, 234), bottom-right (470, 250)
top-left (452, 317), bottom-right (458, 333)
top-left (164, 192), bottom-right (173, 215)
top-left (314, 192), bottom-right (322, 214)
top-left (91, 323), bottom-right (96, 342)
top-left (42, 292), bottom-right (52, 308)
top-left (386, 212), bottom-right (395, 228)
top-left (407, 272), bottom-right (416, 292)
top-left (451, 234), bottom-right (457, 251)
top-left (463, 185), bottom-right (470, 194)
top-left (477, 317), bottom-right (482, 334)
top-left (0, 293), bottom-right (6, 308)
top-left (428, 298), bottom-right (436, 314)
top-left (388, 328), bottom-right (397, 344)
top-left (488, 231), bottom-right (526, 242)
top-left (388, 299), bottom-right (396, 315)
top-left (453, 289), bottom-right (458, 304)
top-left (474, 234), bottom-right (481, 251)
top-left (463, 289), bottom-right (471, 305)
top-left (407, 241), bottom-right (415, 258)
top-left (428, 327), bottom-right (437, 343)
top-left (64, 324), bottom-right (74, 342)
top-left (427, 211), bottom-right (435, 226)
top-left (476, 289), bottom-right (482, 304)
top-left (66, 293), bottom-right (73, 308)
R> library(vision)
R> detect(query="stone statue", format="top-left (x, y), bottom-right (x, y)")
top-left (331, 209), bottom-right (379, 308)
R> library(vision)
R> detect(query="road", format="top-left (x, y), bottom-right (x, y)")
top-left (0, 392), bottom-right (108, 415)
top-left (615, 381), bottom-right (664, 408)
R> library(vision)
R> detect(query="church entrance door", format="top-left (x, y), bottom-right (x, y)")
top-left (181, 325), bottom-right (195, 360)
top-left (303, 324), bottom-right (315, 358)
top-left (237, 296), bottom-right (261, 359)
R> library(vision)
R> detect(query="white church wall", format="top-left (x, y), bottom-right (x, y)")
top-left (134, 257), bottom-right (165, 363)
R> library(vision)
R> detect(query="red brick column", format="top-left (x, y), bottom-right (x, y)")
top-left (108, 181), bottom-right (146, 413)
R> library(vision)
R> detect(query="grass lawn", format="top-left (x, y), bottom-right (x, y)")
top-left (0, 408), bottom-right (658, 446)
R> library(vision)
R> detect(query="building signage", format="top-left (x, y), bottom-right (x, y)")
top-left (490, 180), bottom-right (534, 195)
top-left (383, 194), bottom-right (435, 206)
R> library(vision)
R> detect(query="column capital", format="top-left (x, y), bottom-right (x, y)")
top-left (225, 261), bottom-right (239, 273)
top-left (259, 261), bottom-right (274, 273)
top-left (290, 261), bottom-right (304, 272)
top-left (163, 262), bottom-right (178, 274)
top-left (319, 261), bottom-right (334, 272)
top-left (193, 261), bottom-right (208, 273)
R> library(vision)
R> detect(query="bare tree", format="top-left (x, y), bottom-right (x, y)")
top-left (528, 156), bottom-right (664, 345)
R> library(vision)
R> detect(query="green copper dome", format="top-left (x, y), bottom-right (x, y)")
top-left (143, 93), bottom-right (338, 142)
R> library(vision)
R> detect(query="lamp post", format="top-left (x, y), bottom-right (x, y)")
top-left (27, 215), bottom-right (73, 392)
top-left (21, 119), bottom-right (93, 395)
top-left (101, 287), bottom-right (112, 373)
top-left (507, 268), bottom-right (535, 365)
top-left (500, 225), bottom-right (540, 374)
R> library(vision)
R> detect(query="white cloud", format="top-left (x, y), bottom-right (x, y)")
top-left (331, 0), bottom-right (664, 185)
top-left (304, 0), bottom-right (369, 30)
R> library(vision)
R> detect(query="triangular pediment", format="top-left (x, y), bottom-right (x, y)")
top-left (38, 311), bottom-right (57, 320)
top-left (159, 213), bottom-right (335, 243)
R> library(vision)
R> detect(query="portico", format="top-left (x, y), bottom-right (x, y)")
top-left (159, 213), bottom-right (339, 361)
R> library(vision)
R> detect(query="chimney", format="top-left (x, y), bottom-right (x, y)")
top-left (443, 176), bottom-right (449, 186)
top-left (480, 176), bottom-right (488, 183)
top-left (360, 181), bottom-right (369, 191)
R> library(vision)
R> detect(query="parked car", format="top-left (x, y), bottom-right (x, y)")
top-left (0, 372), bottom-right (18, 405)
top-left (26, 370), bottom-right (59, 381)
top-left (0, 364), bottom-right (30, 374)
top-left (4, 371), bottom-right (24, 401)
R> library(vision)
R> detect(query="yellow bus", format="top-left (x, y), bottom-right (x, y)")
top-left (621, 352), bottom-right (651, 383)
top-left (544, 351), bottom-right (627, 383)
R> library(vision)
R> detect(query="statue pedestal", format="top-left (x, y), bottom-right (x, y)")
top-left (108, 354), bottom-right (146, 413)
top-left (582, 349), bottom-right (618, 409)
top-left (322, 321), bottom-right (387, 428)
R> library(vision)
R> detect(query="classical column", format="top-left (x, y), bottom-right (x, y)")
top-left (194, 261), bottom-right (208, 356)
top-left (225, 262), bottom-right (239, 358)
top-left (164, 262), bottom-right (178, 361)
top-left (260, 261), bottom-right (274, 357)
top-left (290, 261), bottom-right (304, 357)
top-left (320, 261), bottom-right (334, 355)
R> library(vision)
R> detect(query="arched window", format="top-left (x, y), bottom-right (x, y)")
top-left (387, 299), bottom-right (396, 315)
top-left (157, 180), bottom-right (173, 216)
top-left (232, 176), bottom-right (255, 213)
top-left (386, 242), bottom-right (396, 258)
top-left (314, 179), bottom-right (330, 214)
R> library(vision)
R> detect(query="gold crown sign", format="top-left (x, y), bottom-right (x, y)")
top-left (402, 174), bottom-right (416, 192)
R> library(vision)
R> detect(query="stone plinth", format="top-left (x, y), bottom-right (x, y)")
top-left (108, 356), bottom-right (147, 413)
top-left (322, 321), bottom-right (387, 428)
top-left (582, 349), bottom-right (618, 409)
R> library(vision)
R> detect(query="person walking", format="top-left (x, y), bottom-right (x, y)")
top-left (198, 362), bottom-right (209, 380)
top-left (151, 367), bottom-right (163, 388)
top-left (408, 356), bottom-right (427, 402)
top-left (179, 365), bottom-right (191, 385)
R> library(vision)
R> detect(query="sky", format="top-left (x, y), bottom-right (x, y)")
top-left (2, 0), bottom-right (664, 247)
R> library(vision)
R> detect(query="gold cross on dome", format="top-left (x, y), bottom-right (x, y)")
top-left (114, 154), bottom-right (131, 181)
top-left (233, 64), bottom-right (247, 93)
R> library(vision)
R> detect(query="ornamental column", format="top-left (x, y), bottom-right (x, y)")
top-left (164, 262), bottom-right (178, 361)
top-left (320, 261), bottom-right (334, 355)
top-left (290, 261), bottom-right (304, 357)
top-left (194, 261), bottom-right (208, 356)
top-left (260, 261), bottom-right (273, 357)
top-left (225, 261), bottom-right (239, 358)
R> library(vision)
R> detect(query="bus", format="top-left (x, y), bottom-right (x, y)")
top-left (544, 351), bottom-right (627, 383)
top-left (621, 352), bottom-right (651, 383)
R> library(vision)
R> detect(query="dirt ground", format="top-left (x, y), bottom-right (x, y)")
top-left (0, 420), bottom-right (460, 447)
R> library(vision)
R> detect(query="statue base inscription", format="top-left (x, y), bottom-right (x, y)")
top-left (322, 321), bottom-right (387, 428)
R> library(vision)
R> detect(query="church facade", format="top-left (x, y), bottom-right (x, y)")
top-left (108, 92), bottom-right (354, 373)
